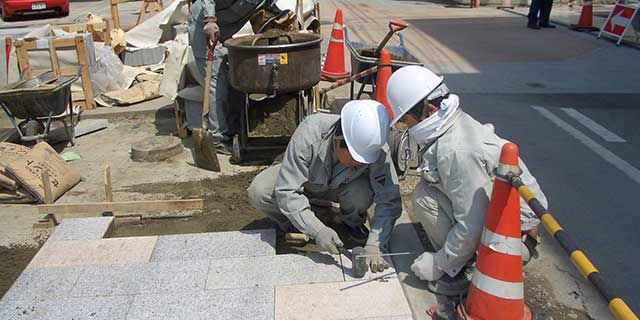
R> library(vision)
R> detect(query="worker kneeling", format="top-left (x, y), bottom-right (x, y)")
top-left (248, 100), bottom-right (402, 273)
top-left (386, 66), bottom-right (548, 320)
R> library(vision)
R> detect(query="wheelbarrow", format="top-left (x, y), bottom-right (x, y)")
top-left (344, 23), bottom-right (423, 100)
top-left (0, 70), bottom-right (79, 145)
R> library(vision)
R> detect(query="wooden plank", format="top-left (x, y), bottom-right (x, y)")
top-left (104, 164), bottom-right (113, 202)
top-left (37, 199), bottom-right (204, 215)
top-left (14, 40), bottom-right (31, 79)
top-left (111, 0), bottom-right (122, 29)
top-left (41, 171), bottom-right (53, 204)
top-left (74, 36), bottom-right (96, 109)
top-left (48, 39), bottom-right (61, 76)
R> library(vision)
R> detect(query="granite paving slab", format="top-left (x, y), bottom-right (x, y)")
top-left (274, 279), bottom-right (412, 320)
top-left (126, 287), bottom-right (274, 320)
top-left (2, 266), bottom-right (84, 302)
top-left (70, 264), bottom-right (147, 297)
top-left (55, 295), bottom-right (134, 320)
top-left (150, 229), bottom-right (276, 262)
top-left (27, 236), bottom-right (158, 269)
top-left (139, 260), bottom-right (209, 294)
top-left (48, 217), bottom-right (114, 241)
top-left (0, 299), bottom-right (61, 320)
top-left (206, 253), bottom-right (344, 290)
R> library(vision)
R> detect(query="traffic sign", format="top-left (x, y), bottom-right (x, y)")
top-left (598, 2), bottom-right (639, 45)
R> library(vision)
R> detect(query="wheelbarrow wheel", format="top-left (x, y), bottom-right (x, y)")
top-left (23, 120), bottom-right (44, 144)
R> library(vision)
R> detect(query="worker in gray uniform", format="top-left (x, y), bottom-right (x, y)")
top-left (188, 0), bottom-right (267, 153)
top-left (248, 100), bottom-right (402, 273)
top-left (385, 66), bottom-right (548, 320)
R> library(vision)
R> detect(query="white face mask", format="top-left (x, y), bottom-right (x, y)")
top-left (408, 94), bottom-right (460, 146)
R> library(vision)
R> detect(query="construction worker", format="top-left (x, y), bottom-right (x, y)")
top-left (248, 100), bottom-right (402, 273)
top-left (385, 66), bottom-right (548, 320)
top-left (188, 0), bottom-right (268, 153)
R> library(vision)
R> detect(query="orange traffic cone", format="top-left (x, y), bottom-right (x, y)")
top-left (321, 8), bottom-right (349, 81)
top-left (374, 49), bottom-right (393, 119)
top-left (458, 142), bottom-right (532, 320)
top-left (4, 36), bottom-right (11, 69)
top-left (569, 0), bottom-right (599, 32)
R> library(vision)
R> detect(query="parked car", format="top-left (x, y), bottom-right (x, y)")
top-left (1, 0), bottom-right (69, 21)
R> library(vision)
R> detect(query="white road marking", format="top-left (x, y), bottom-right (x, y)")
top-left (560, 108), bottom-right (627, 143)
top-left (532, 106), bottom-right (640, 185)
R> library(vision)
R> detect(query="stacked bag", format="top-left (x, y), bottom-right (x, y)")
top-left (0, 142), bottom-right (81, 204)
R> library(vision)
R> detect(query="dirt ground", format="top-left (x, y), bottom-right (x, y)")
top-left (0, 244), bottom-right (43, 299)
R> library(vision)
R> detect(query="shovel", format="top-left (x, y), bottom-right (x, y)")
top-left (192, 42), bottom-right (221, 172)
top-left (374, 20), bottom-right (408, 57)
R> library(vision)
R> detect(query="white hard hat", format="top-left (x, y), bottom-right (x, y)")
top-left (340, 100), bottom-right (390, 164)
top-left (386, 66), bottom-right (447, 126)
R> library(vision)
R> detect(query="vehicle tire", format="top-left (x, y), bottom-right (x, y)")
top-left (1, 8), bottom-right (12, 21)
top-left (60, 9), bottom-right (69, 17)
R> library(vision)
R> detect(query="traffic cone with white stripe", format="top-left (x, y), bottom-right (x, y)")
top-left (321, 8), bottom-right (349, 81)
top-left (457, 142), bottom-right (532, 320)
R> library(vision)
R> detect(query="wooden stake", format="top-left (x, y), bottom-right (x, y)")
top-left (104, 164), bottom-right (113, 202)
top-left (37, 199), bottom-right (204, 216)
top-left (41, 170), bottom-right (53, 204)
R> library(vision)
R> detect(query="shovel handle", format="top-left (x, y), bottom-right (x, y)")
top-left (388, 20), bottom-right (408, 33)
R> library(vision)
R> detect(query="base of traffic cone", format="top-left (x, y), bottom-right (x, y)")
top-left (456, 303), bottom-right (533, 320)
top-left (321, 71), bottom-right (350, 82)
top-left (569, 24), bottom-right (599, 32)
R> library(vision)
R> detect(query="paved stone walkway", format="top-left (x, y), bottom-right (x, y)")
top-left (0, 217), bottom-right (413, 319)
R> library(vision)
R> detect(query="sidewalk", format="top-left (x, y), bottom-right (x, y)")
top-left (506, 3), bottom-right (640, 47)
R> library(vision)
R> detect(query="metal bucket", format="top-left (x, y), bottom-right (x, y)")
top-left (225, 32), bottom-right (322, 94)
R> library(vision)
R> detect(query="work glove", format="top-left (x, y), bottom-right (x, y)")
top-left (411, 251), bottom-right (445, 281)
top-left (314, 226), bottom-right (344, 254)
top-left (203, 16), bottom-right (220, 46)
top-left (364, 244), bottom-right (390, 273)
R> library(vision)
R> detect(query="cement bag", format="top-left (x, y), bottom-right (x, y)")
top-left (0, 142), bottom-right (30, 191)
top-left (5, 142), bottom-right (81, 203)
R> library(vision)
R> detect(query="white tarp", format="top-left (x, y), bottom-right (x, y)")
top-left (125, 0), bottom-right (190, 48)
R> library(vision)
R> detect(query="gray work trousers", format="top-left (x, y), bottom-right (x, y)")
top-left (411, 179), bottom-right (465, 319)
top-left (247, 164), bottom-right (374, 232)
top-left (188, 0), bottom-right (241, 140)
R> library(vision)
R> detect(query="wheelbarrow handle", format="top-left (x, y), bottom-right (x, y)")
top-left (389, 20), bottom-right (408, 33)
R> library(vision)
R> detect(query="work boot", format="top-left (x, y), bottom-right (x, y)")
top-left (346, 224), bottom-right (369, 243)
top-left (527, 23), bottom-right (541, 29)
top-left (427, 267), bottom-right (472, 297)
top-left (214, 140), bottom-right (232, 156)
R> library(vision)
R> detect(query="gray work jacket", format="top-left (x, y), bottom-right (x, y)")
top-left (188, 0), bottom-right (265, 59)
top-left (274, 113), bottom-right (403, 250)
top-left (420, 111), bottom-right (548, 277)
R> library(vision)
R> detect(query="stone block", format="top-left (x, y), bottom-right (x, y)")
top-left (139, 260), bottom-right (209, 294)
top-left (274, 279), bottom-right (413, 319)
top-left (48, 217), bottom-right (114, 241)
top-left (70, 264), bottom-right (146, 297)
top-left (150, 229), bottom-right (276, 262)
top-left (0, 299), bottom-right (60, 320)
top-left (56, 295), bottom-right (133, 320)
top-left (28, 236), bottom-right (157, 269)
top-left (1, 267), bottom-right (84, 302)
top-left (126, 288), bottom-right (273, 320)
top-left (206, 253), bottom-right (344, 290)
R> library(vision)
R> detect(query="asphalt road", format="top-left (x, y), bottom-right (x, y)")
top-left (409, 14), bottom-right (640, 313)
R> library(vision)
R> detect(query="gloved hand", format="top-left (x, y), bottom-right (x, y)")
top-left (364, 245), bottom-right (390, 273)
top-left (203, 16), bottom-right (220, 46)
top-left (411, 251), bottom-right (445, 281)
top-left (315, 226), bottom-right (344, 254)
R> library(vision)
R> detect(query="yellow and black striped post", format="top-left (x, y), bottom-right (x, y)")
top-left (508, 173), bottom-right (638, 320)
